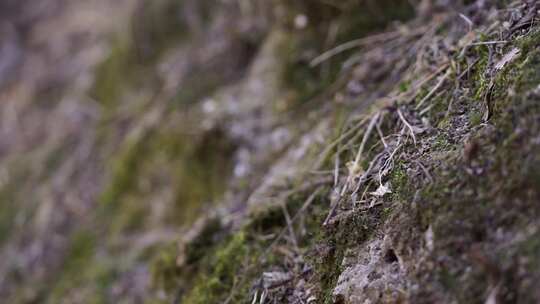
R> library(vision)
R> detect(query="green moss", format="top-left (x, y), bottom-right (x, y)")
top-left (468, 110), bottom-right (482, 127)
top-left (405, 30), bottom-right (540, 302)
top-left (516, 28), bottom-right (540, 54)
top-left (99, 124), bottom-right (235, 235)
top-left (48, 231), bottom-right (117, 304)
top-left (309, 206), bottom-right (385, 303)
top-left (0, 164), bottom-right (30, 244)
top-left (91, 0), bottom-right (191, 109)
top-left (399, 80), bottom-right (412, 93)
top-left (65, 231), bottom-right (97, 271)
top-left (100, 133), bottom-right (151, 209)
top-left (519, 236), bottom-right (540, 270)
top-left (183, 218), bottom-right (223, 265)
top-left (183, 232), bottom-right (252, 304)
top-left (151, 242), bottom-right (182, 295)
top-left (141, 7), bottom-right (540, 304)
top-left (91, 41), bottom-right (136, 109)
top-left (0, 185), bottom-right (16, 245)
top-left (388, 160), bottom-right (413, 201)
top-left (150, 188), bottom-right (331, 303)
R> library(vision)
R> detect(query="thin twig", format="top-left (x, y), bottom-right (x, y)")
top-left (322, 196), bottom-right (342, 227)
top-left (344, 112), bottom-right (381, 196)
top-left (420, 90), bottom-right (445, 115)
top-left (457, 57), bottom-right (480, 80)
top-left (469, 40), bottom-right (508, 46)
top-left (415, 69), bottom-right (451, 109)
top-left (459, 13), bottom-right (474, 32)
top-left (415, 160), bottom-right (433, 183)
top-left (376, 118), bottom-right (388, 149)
top-left (264, 188), bottom-right (322, 256)
top-left (397, 108), bottom-right (417, 145)
top-left (313, 116), bottom-right (368, 170)
top-left (333, 153), bottom-right (340, 187)
top-left (281, 203), bottom-right (299, 252)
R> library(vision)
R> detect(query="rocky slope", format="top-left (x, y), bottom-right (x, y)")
top-left (0, 0), bottom-right (539, 303)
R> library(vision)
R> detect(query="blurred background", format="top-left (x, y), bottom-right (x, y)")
top-left (0, 0), bottom-right (417, 302)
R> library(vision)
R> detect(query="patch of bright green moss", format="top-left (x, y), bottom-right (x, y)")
top-left (388, 160), bottom-right (413, 201)
top-left (182, 232), bottom-right (252, 304)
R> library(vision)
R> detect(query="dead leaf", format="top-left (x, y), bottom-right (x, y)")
top-left (370, 183), bottom-right (392, 197)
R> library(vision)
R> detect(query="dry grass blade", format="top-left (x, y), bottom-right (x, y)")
top-left (263, 188), bottom-right (322, 256)
top-left (415, 69), bottom-right (451, 109)
top-left (397, 108), bottom-right (417, 145)
top-left (347, 112), bottom-right (381, 189)
top-left (323, 113), bottom-right (380, 226)
top-left (280, 203), bottom-right (299, 252)
top-left (313, 116), bottom-right (369, 170)
top-left (322, 196), bottom-right (342, 227)
top-left (469, 40), bottom-right (507, 46)
top-left (310, 31), bottom-right (402, 67)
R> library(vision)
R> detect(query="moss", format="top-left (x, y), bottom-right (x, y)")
top-left (109, 196), bottom-right (149, 233)
top-left (388, 160), bottom-right (413, 201)
top-left (99, 132), bottom-right (151, 209)
top-left (309, 206), bottom-right (386, 303)
top-left (403, 30), bottom-right (540, 302)
top-left (65, 231), bottom-right (97, 272)
top-left (168, 128), bottom-right (236, 224)
top-left (91, 41), bottom-right (137, 109)
top-left (0, 163), bottom-right (30, 245)
top-left (399, 80), bottom-right (412, 93)
top-left (468, 110), bottom-right (483, 127)
top-left (151, 223), bottom-right (249, 302)
top-left (151, 242), bottom-right (182, 295)
top-left (516, 28), bottom-right (540, 54)
top-left (99, 124), bottom-right (235, 235)
top-left (90, 0), bottom-right (192, 109)
top-left (183, 218), bottom-right (223, 265)
top-left (149, 187), bottom-right (331, 303)
top-left (182, 232), bottom-right (253, 304)
top-left (0, 186), bottom-right (16, 245)
top-left (127, 6), bottom-right (540, 304)
top-left (48, 231), bottom-right (117, 304)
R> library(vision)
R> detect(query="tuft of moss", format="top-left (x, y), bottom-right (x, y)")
top-left (182, 232), bottom-right (252, 304)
